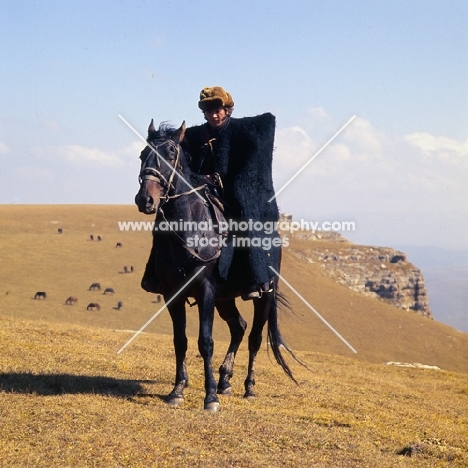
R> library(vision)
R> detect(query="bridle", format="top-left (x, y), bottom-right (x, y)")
top-left (139, 140), bottom-right (180, 197)
top-left (139, 139), bottom-right (207, 202)
top-left (139, 137), bottom-right (221, 263)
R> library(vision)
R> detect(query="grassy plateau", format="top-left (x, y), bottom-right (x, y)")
top-left (0, 205), bottom-right (467, 467)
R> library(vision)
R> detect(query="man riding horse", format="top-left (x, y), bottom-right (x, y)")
top-left (141, 86), bottom-right (281, 300)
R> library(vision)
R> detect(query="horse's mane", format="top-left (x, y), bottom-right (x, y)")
top-left (148, 122), bottom-right (177, 142)
top-left (147, 122), bottom-right (206, 187)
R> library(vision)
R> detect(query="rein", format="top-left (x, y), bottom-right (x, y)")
top-left (139, 140), bottom-right (179, 192)
top-left (157, 206), bottom-right (221, 263)
top-left (140, 138), bottom-right (220, 263)
top-left (139, 140), bottom-right (207, 201)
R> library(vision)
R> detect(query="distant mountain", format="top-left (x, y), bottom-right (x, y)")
top-left (396, 246), bottom-right (468, 333)
top-left (396, 245), bottom-right (468, 269)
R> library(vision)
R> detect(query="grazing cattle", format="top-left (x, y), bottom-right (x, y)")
top-left (97, 236), bottom-right (102, 241)
top-left (103, 287), bottom-right (115, 295)
top-left (130, 266), bottom-right (134, 273)
top-left (57, 228), bottom-right (63, 234)
top-left (88, 283), bottom-right (101, 291)
top-left (34, 291), bottom-right (47, 300)
top-left (90, 234), bottom-right (94, 241)
top-left (115, 242), bottom-right (122, 248)
top-left (65, 296), bottom-right (78, 305)
top-left (87, 303), bottom-right (101, 311)
top-left (123, 266), bottom-right (128, 274)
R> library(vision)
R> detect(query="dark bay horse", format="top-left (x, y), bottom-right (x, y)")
top-left (134, 120), bottom-right (298, 411)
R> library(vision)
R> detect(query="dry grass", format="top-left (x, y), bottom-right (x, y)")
top-left (1, 317), bottom-right (467, 467)
top-left (1, 204), bottom-right (467, 374)
top-left (1, 205), bottom-right (468, 466)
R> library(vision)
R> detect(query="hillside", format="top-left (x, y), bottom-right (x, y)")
top-left (289, 231), bottom-right (432, 318)
top-left (1, 317), bottom-right (467, 467)
top-left (1, 204), bottom-right (468, 374)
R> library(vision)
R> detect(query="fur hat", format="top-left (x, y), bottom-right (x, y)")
top-left (198, 86), bottom-right (234, 110)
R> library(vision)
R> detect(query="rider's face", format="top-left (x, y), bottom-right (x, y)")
top-left (204, 107), bottom-right (228, 129)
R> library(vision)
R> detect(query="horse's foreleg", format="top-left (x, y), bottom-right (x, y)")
top-left (244, 294), bottom-right (271, 399)
top-left (166, 300), bottom-right (188, 408)
top-left (215, 298), bottom-right (247, 395)
top-left (197, 284), bottom-right (219, 411)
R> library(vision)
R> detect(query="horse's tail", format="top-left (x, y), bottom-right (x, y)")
top-left (267, 289), bottom-right (302, 385)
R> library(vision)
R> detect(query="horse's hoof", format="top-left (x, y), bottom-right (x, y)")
top-left (243, 392), bottom-right (256, 400)
top-left (204, 401), bottom-right (220, 412)
top-left (166, 396), bottom-right (184, 408)
top-left (217, 386), bottom-right (232, 396)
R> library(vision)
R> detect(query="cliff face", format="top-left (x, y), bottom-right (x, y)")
top-left (289, 231), bottom-right (433, 319)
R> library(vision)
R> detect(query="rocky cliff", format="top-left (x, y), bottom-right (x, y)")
top-left (287, 230), bottom-right (433, 319)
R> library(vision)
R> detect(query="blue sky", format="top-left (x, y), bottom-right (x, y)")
top-left (1, 0), bottom-right (467, 250)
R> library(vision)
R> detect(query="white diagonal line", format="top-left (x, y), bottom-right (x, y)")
top-left (117, 266), bottom-right (206, 354)
top-left (118, 114), bottom-right (204, 201)
top-left (269, 115), bottom-right (356, 202)
top-left (269, 266), bottom-right (357, 353)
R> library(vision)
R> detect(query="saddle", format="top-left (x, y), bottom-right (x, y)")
top-left (203, 172), bottom-right (229, 236)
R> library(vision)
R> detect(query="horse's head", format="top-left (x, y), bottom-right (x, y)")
top-left (135, 120), bottom-right (186, 214)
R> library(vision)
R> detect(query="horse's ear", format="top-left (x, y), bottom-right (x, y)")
top-left (148, 119), bottom-right (156, 134)
top-left (172, 121), bottom-right (186, 144)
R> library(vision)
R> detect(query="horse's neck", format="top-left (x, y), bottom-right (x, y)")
top-left (162, 165), bottom-right (202, 210)
top-left (158, 191), bottom-right (205, 247)
top-left (169, 189), bottom-right (206, 220)
top-left (161, 157), bottom-right (208, 221)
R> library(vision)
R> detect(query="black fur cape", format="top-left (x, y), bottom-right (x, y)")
top-left (184, 113), bottom-right (280, 288)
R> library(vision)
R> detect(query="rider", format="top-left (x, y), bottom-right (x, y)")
top-left (186, 86), bottom-right (234, 174)
top-left (140, 87), bottom-right (232, 296)
top-left (188, 86), bottom-right (278, 300)
top-left (141, 86), bottom-right (274, 300)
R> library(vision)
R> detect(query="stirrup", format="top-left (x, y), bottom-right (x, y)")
top-left (241, 280), bottom-right (273, 301)
top-left (241, 285), bottom-right (262, 301)
top-left (261, 280), bottom-right (274, 293)
top-left (241, 290), bottom-right (262, 301)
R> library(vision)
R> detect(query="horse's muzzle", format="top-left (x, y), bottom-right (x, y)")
top-left (135, 193), bottom-right (156, 214)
